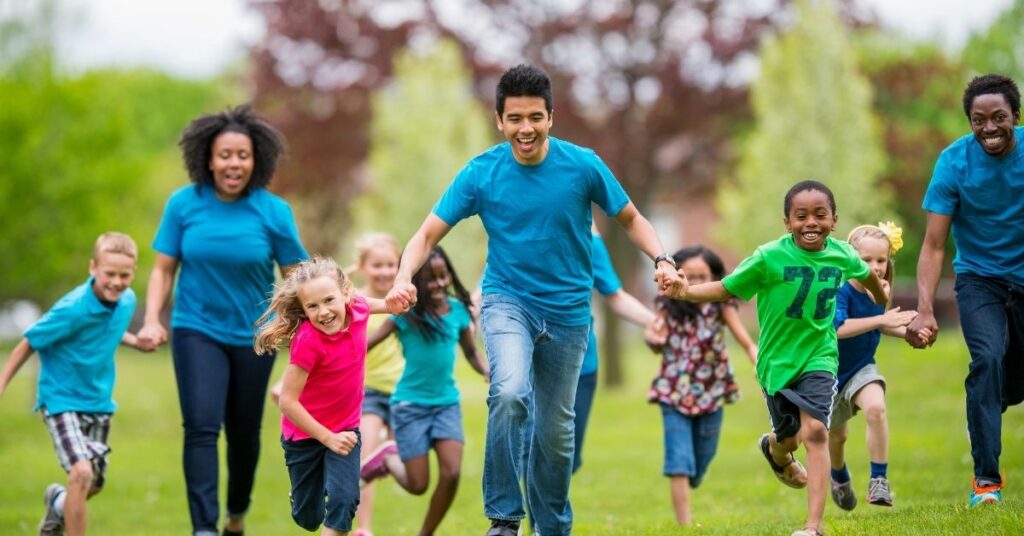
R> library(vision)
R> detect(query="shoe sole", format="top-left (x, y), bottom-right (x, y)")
top-left (758, 434), bottom-right (807, 489)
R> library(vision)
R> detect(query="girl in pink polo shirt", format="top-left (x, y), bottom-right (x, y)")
top-left (254, 256), bottom-right (395, 535)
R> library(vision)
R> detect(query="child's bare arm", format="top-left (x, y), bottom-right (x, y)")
top-left (838, 307), bottom-right (917, 339)
top-left (0, 339), bottom-right (35, 397)
top-left (459, 327), bottom-right (489, 380)
top-left (366, 318), bottom-right (397, 352)
top-left (366, 296), bottom-right (401, 315)
top-left (858, 272), bottom-right (889, 305)
top-left (722, 305), bottom-right (758, 365)
top-left (120, 332), bottom-right (156, 352)
top-left (278, 364), bottom-right (357, 456)
top-left (678, 281), bottom-right (734, 303)
top-left (605, 290), bottom-right (656, 327)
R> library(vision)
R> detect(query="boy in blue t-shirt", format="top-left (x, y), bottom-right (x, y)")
top-left (0, 232), bottom-right (147, 536)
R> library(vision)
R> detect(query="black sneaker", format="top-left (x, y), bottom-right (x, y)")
top-left (485, 519), bottom-right (520, 536)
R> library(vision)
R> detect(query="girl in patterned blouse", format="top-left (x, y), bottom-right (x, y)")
top-left (646, 245), bottom-right (758, 525)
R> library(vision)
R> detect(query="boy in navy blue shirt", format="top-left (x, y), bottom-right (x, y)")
top-left (0, 232), bottom-right (146, 536)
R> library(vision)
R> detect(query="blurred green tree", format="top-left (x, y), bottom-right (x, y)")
top-left (962, 0), bottom-right (1024, 81)
top-left (853, 33), bottom-right (966, 280)
top-left (0, 3), bottom-right (224, 306)
top-left (717, 0), bottom-right (890, 254)
top-left (348, 39), bottom-right (490, 285)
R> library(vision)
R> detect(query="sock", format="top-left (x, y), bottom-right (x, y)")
top-left (831, 464), bottom-right (851, 484)
top-left (53, 489), bottom-right (66, 517)
top-left (870, 461), bottom-right (888, 479)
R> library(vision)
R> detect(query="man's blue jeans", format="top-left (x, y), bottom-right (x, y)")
top-left (955, 273), bottom-right (1024, 486)
top-left (480, 294), bottom-right (589, 536)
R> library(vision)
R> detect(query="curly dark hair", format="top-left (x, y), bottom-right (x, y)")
top-left (405, 246), bottom-right (473, 342)
top-left (962, 74), bottom-right (1021, 118)
top-left (783, 180), bottom-right (836, 217)
top-left (495, 64), bottom-right (553, 116)
top-left (178, 104), bottom-right (286, 193)
top-left (656, 245), bottom-right (727, 321)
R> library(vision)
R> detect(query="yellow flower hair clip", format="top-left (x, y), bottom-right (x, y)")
top-left (877, 221), bottom-right (903, 255)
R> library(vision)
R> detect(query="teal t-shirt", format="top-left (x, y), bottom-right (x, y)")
top-left (391, 298), bottom-right (472, 406)
top-left (25, 278), bottom-right (136, 414)
top-left (922, 126), bottom-right (1024, 285)
top-left (153, 185), bottom-right (308, 345)
top-left (722, 235), bottom-right (870, 395)
top-left (432, 137), bottom-right (630, 326)
top-left (581, 233), bottom-right (622, 376)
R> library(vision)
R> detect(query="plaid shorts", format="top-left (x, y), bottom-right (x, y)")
top-left (42, 409), bottom-right (112, 491)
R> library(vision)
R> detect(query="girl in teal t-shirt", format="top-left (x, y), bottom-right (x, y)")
top-left (666, 181), bottom-right (886, 536)
top-left (361, 246), bottom-right (488, 536)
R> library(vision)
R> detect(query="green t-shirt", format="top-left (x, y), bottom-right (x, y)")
top-left (722, 235), bottom-right (870, 395)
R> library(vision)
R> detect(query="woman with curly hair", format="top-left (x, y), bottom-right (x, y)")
top-left (137, 105), bottom-right (308, 536)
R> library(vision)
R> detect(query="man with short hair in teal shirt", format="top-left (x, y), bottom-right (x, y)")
top-left (907, 73), bottom-right (1024, 507)
top-left (386, 64), bottom-right (684, 536)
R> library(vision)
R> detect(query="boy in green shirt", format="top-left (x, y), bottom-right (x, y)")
top-left (667, 180), bottom-right (886, 536)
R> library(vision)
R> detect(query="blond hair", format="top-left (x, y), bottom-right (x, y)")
top-left (93, 232), bottom-right (138, 260)
top-left (345, 232), bottom-right (400, 274)
top-left (253, 256), bottom-right (353, 355)
top-left (847, 224), bottom-right (899, 286)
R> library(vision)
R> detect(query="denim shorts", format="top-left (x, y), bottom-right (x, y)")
top-left (660, 405), bottom-right (723, 487)
top-left (390, 402), bottom-right (464, 461)
top-left (280, 434), bottom-right (361, 532)
top-left (362, 388), bottom-right (392, 422)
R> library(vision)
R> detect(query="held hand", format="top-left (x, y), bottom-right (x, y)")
top-left (880, 306), bottom-right (918, 330)
top-left (644, 316), bottom-right (668, 351)
top-left (655, 265), bottom-right (688, 300)
top-left (385, 281), bottom-right (417, 315)
top-left (322, 430), bottom-right (359, 456)
top-left (136, 322), bottom-right (168, 350)
top-left (905, 311), bottom-right (938, 349)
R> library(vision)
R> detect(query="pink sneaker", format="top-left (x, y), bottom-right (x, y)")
top-left (360, 440), bottom-right (397, 484)
top-left (352, 530), bottom-right (374, 536)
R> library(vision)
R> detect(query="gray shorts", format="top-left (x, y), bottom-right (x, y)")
top-left (831, 364), bottom-right (886, 428)
top-left (390, 402), bottom-right (464, 461)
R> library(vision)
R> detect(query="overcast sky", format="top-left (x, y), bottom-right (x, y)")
top-left (52, 0), bottom-right (1014, 79)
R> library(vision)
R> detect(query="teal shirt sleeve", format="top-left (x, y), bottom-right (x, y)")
top-left (922, 143), bottom-right (962, 216)
top-left (24, 294), bottom-right (78, 352)
top-left (433, 164), bottom-right (479, 226)
top-left (587, 151), bottom-right (630, 217)
top-left (268, 199), bottom-right (308, 266)
top-left (592, 235), bottom-right (622, 296)
top-left (722, 250), bottom-right (766, 301)
top-left (152, 188), bottom-right (186, 257)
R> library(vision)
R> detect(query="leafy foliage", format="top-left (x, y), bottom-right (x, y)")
top-left (349, 39), bottom-right (491, 283)
top-left (717, 0), bottom-right (890, 254)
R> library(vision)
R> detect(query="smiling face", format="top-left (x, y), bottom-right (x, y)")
top-left (853, 236), bottom-right (890, 280)
top-left (209, 131), bottom-right (254, 201)
top-left (496, 96), bottom-right (552, 165)
top-left (680, 255), bottom-right (712, 285)
top-left (298, 275), bottom-right (350, 336)
top-left (360, 246), bottom-right (399, 298)
top-left (424, 256), bottom-right (452, 307)
top-left (785, 189), bottom-right (837, 252)
top-left (970, 93), bottom-right (1020, 157)
top-left (90, 252), bottom-right (136, 303)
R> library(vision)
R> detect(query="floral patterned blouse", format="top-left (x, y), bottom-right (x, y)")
top-left (648, 301), bottom-right (740, 416)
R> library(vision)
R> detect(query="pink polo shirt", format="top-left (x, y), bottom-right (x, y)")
top-left (282, 295), bottom-right (368, 441)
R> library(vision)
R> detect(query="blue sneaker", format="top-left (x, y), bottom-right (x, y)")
top-left (969, 478), bottom-right (1002, 507)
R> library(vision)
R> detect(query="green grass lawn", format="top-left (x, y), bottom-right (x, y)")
top-left (2, 334), bottom-right (1023, 534)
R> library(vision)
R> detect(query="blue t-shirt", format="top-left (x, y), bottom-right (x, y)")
top-left (580, 233), bottom-right (623, 376)
top-left (432, 137), bottom-right (630, 326)
top-left (391, 298), bottom-right (472, 406)
top-left (923, 126), bottom-right (1024, 285)
top-left (832, 282), bottom-right (884, 391)
top-left (25, 278), bottom-right (136, 414)
top-left (153, 185), bottom-right (308, 345)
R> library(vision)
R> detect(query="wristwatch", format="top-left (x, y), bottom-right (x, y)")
top-left (654, 254), bottom-right (676, 269)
